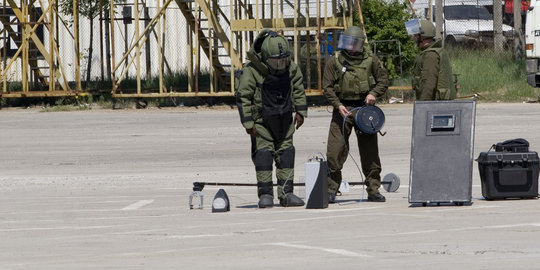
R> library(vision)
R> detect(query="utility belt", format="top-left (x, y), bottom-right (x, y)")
top-left (340, 99), bottom-right (366, 108)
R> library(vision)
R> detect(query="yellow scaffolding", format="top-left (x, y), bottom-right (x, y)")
top-left (0, 0), bottom-right (75, 98)
top-left (110, 0), bottom-right (351, 98)
top-left (0, 0), bottom-right (353, 99)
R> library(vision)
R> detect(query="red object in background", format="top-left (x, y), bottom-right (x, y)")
top-left (505, 0), bottom-right (530, 13)
top-left (522, 0), bottom-right (531, 11)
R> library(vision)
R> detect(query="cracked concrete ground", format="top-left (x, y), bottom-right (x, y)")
top-left (1, 102), bottom-right (539, 269)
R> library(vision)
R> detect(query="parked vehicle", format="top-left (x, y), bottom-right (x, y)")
top-left (414, 1), bottom-right (515, 47)
top-left (525, 0), bottom-right (540, 87)
top-left (441, 4), bottom-right (515, 47)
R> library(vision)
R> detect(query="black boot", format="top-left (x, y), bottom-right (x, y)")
top-left (279, 193), bottom-right (305, 207)
top-left (368, 192), bottom-right (386, 202)
top-left (258, 194), bottom-right (274, 208)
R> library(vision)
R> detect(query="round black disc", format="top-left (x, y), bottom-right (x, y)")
top-left (354, 105), bottom-right (385, 134)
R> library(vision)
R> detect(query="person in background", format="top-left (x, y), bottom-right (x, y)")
top-left (406, 19), bottom-right (456, 101)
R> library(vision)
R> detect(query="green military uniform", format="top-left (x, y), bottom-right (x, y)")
top-left (412, 39), bottom-right (456, 100)
top-left (236, 30), bottom-right (308, 207)
top-left (323, 47), bottom-right (389, 197)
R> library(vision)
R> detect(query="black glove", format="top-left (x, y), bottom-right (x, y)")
top-left (246, 126), bottom-right (257, 136)
top-left (294, 114), bottom-right (304, 130)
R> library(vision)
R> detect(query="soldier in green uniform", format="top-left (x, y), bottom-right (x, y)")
top-left (322, 26), bottom-right (389, 203)
top-left (406, 19), bottom-right (456, 101)
top-left (235, 29), bottom-right (307, 208)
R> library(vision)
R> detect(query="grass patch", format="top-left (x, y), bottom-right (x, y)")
top-left (116, 70), bottom-right (211, 93)
top-left (39, 96), bottom-right (93, 112)
top-left (40, 104), bottom-right (91, 112)
top-left (448, 48), bottom-right (538, 102)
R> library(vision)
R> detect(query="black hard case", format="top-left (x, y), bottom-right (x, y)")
top-left (477, 151), bottom-right (539, 200)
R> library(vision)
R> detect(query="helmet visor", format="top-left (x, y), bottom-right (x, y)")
top-left (337, 34), bottom-right (364, 53)
top-left (266, 53), bottom-right (291, 72)
top-left (405, 19), bottom-right (421, 35)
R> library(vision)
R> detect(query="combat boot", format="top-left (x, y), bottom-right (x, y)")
top-left (279, 193), bottom-right (305, 207)
top-left (367, 192), bottom-right (386, 202)
top-left (258, 194), bottom-right (274, 208)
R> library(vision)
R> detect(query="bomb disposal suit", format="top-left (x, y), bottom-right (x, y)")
top-left (323, 26), bottom-right (389, 203)
top-left (406, 19), bottom-right (456, 101)
top-left (236, 30), bottom-right (307, 208)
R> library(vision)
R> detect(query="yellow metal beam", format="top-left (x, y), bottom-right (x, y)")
top-left (193, 0), bottom-right (241, 69)
top-left (174, 0), bottom-right (231, 92)
top-left (7, 0), bottom-right (52, 68)
top-left (112, 0), bottom-right (173, 74)
top-left (230, 17), bottom-right (349, 31)
top-left (2, 0), bottom-right (72, 93)
top-left (0, 91), bottom-right (85, 98)
top-left (111, 89), bottom-right (324, 98)
top-left (112, 0), bottom-right (174, 94)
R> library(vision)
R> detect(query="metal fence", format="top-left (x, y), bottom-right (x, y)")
top-left (0, 0), bottom-right (526, 98)
top-left (414, 0), bottom-right (524, 50)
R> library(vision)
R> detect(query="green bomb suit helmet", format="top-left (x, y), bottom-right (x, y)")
top-left (261, 32), bottom-right (291, 74)
top-left (338, 26), bottom-right (365, 53)
top-left (405, 19), bottom-right (436, 38)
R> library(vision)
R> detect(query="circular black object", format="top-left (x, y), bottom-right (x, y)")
top-left (354, 105), bottom-right (385, 134)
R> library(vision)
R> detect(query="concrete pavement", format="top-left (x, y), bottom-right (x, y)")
top-left (1, 103), bottom-right (539, 269)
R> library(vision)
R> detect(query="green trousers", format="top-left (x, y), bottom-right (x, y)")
top-left (251, 123), bottom-right (296, 200)
top-left (326, 108), bottom-right (382, 195)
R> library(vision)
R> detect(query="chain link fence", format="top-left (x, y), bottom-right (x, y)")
top-left (415, 0), bottom-right (524, 49)
top-left (1, 0), bottom-right (525, 95)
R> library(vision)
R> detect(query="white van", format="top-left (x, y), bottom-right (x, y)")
top-left (442, 4), bottom-right (514, 47)
top-left (525, 0), bottom-right (540, 87)
top-left (413, 1), bottom-right (514, 47)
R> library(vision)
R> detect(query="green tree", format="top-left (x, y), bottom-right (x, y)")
top-left (356, 0), bottom-right (418, 79)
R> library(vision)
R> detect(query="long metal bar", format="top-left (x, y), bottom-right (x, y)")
top-left (293, 0), bottom-right (298, 64)
top-left (305, 0), bottom-right (310, 90)
top-left (111, 89), bottom-right (325, 98)
top-left (135, 0), bottom-right (141, 95)
top-left (187, 0), bottom-right (193, 93)
top-left (194, 0), bottom-right (199, 93)
top-left (2, 0), bottom-right (6, 93)
top-left (1, 91), bottom-right (87, 97)
top-left (22, 0), bottom-right (27, 92)
top-left (209, 0), bottom-right (214, 94)
top-left (192, 180), bottom-right (397, 191)
top-left (316, 0), bottom-right (321, 91)
top-left (48, 0), bottom-right (55, 92)
top-left (110, 0), bottom-right (116, 86)
top-left (158, 0), bottom-right (164, 94)
top-left (99, 0), bottom-right (104, 81)
top-left (229, 0), bottom-right (234, 93)
top-left (73, 0), bottom-right (81, 91)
